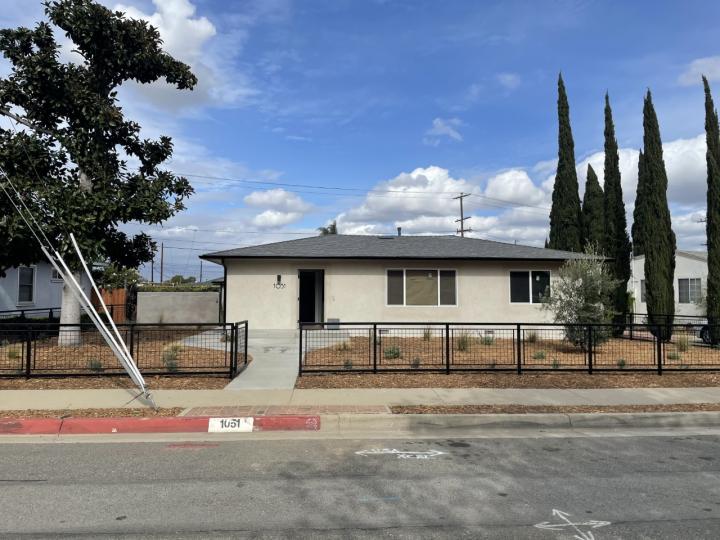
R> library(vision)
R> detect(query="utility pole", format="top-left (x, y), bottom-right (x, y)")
top-left (159, 242), bottom-right (164, 283)
top-left (199, 259), bottom-right (203, 283)
top-left (150, 255), bottom-right (154, 283)
top-left (453, 192), bottom-right (472, 237)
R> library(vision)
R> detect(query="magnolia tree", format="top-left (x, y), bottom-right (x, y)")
top-left (542, 245), bottom-right (619, 348)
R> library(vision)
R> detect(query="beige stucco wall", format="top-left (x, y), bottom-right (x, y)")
top-left (225, 258), bottom-right (563, 329)
top-left (629, 253), bottom-right (707, 317)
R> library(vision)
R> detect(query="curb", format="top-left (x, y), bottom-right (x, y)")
top-left (0, 415), bottom-right (321, 436)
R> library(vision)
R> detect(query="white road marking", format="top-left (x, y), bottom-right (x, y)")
top-left (535, 509), bottom-right (611, 540)
top-left (355, 448), bottom-right (447, 459)
top-left (208, 417), bottom-right (254, 433)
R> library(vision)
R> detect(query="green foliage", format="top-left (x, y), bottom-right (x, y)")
top-left (704, 77), bottom-right (720, 344)
top-left (0, 0), bottom-right (195, 280)
top-left (7, 348), bottom-right (20, 360)
top-left (480, 335), bottom-right (495, 346)
top-left (456, 332), bottom-right (472, 352)
top-left (581, 164), bottom-right (604, 248)
top-left (525, 331), bottom-right (539, 343)
top-left (87, 358), bottom-right (103, 372)
top-left (676, 335), bottom-right (690, 353)
top-left (383, 346), bottom-right (401, 359)
top-left (343, 359), bottom-right (353, 370)
top-left (410, 357), bottom-right (421, 369)
top-left (140, 284), bottom-right (218, 292)
top-left (95, 264), bottom-right (140, 290)
top-left (548, 74), bottom-right (582, 252)
top-left (667, 351), bottom-right (681, 361)
top-left (617, 358), bottom-right (626, 369)
top-left (632, 150), bottom-right (648, 257)
top-left (542, 244), bottom-right (619, 347)
top-left (423, 327), bottom-right (432, 341)
top-left (162, 344), bottom-right (182, 371)
top-left (551, 358), bottom-right (560, 369)
top-left (317, 220), bottom-right (338, 236)
top-left (533, 350), bottom-right (546, 360)
top-left (602, 94), bottom-right (632, 329)
top-left (168, 275), bottom-right (196, 285)
top-left (639, 91), bottom-right (676, 341)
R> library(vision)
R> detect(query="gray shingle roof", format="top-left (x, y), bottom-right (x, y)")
top-left (201, 234), bottom-right (588, 261)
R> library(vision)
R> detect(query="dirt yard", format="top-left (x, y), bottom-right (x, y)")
top-left (296, 371), bottom-right (720, 389)
top-left (0, 375), bottom-right (230, 390)
top-left (391, 403), bottom-right (720, 414)
top-left (0, 408), bottom-right (183, 418)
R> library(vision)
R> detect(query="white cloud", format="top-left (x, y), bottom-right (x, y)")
top-left (496, 72), bottom-right (521, 90)
top-left (678, 56), bottom-right (720, 86)
top-left (484, 169), bottom-right (547, 206)
top-left (251, 210), bottom-right (303, 228)
top-left (423, 117), bottom-right (463, 146)
top-left (244, 188), bottom-right (311, 213)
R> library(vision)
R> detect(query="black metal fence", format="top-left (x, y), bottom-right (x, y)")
top-left (0, 321), bottom-right (249, 378)
top-left (299, 321), bottom-right (720, 375)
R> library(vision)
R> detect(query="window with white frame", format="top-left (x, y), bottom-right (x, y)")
top-left (678, 278), bottom-right (702, 304)
top-left (50, 268), bottom-right (63, 282)
top-left (17, 266), bottom-right (35, 304)
top-left (509, 271), bottom-right (550, 303)
top-left (386, 269), bottom-right (456, 306)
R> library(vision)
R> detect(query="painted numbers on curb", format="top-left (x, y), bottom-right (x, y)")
top-left (355, 448), bottom-right (447, 459)
top-left (208, 417), bottom-right (254, 433)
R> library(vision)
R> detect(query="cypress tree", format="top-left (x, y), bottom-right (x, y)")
top-left (704, 76), bottom-right (720, 342)
top-left (581, 164), bottom-right (604, 248)
top-left (603, 94), bottom-right (632, 325)
top-left (632, 150), bottom-right (648, 256)
top-left (548, 74), bottom-right (583, 252)
top-left (641, 91), bottom-right (676, 340)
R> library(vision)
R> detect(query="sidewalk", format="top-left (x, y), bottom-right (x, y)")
top-left (3, 386), bottom-right (720, 411)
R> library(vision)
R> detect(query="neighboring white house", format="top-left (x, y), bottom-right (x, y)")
top-left (202, 234), bottom-right (587, 330)
top-left (629, 250), bottom-right (707, 317)
top-left (0, 261), bottom-right (92, 316)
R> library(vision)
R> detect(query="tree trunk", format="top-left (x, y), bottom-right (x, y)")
top-left (58, 270), bottom-right (83, 346)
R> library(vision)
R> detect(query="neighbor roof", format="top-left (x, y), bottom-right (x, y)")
top-left (201, 234), bottom-right (589, 262)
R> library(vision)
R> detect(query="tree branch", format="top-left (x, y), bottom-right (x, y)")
top-left (0, 107), bottom-right (52, 135)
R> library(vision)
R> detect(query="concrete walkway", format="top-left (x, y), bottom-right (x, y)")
top-left (224, 329), bottom-right (299, 390)
top-left (3, 386), bottom-right (720, 410)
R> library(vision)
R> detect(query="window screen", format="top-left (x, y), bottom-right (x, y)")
top-left (18, 267), bottom-right (34, 303)
top-left (387, 270), bottom-right (404, 305)
top-left (405, 270), bottom-right (438, 305)
top-left (439, 270), bottom-right (456, 305)
top-left (510, 271), bottom-right (530, 303)
top-left (640, 279), bottom-right (646, 303)
top-left (531, 271), bottom-right (550, 303)
top-left (679, 278), bottom-right (701, 304)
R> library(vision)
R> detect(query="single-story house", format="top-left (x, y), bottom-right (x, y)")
top-left (629, 250), bottom-right (708, 318)
top-left (201, 233), bottom-right (586, 330)
top-left (0, 261), bottom-right (92, 318)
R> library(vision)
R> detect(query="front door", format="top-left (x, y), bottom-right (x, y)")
top-left (298, 270), bottom-right (324, 324)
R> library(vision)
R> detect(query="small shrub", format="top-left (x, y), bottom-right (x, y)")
top-left (162, 345), bottom-right (182, 371)
top-left (164, 358), bottom-right (179, 372)
top-left (384, 346), bottom-right (401, 359)
top-left (87, 359), bottom-right (104, 372)
top-left (676, 335), bottom-right (689, 353)
top-left (7, 348), bottom-right (20, 360)
top-left (532, 350), bottom-right (546, 360)
top-left (489, 361), bottom-right (496, 369)
top-left (680, 363), bottom-right (689, 370)
top-left (480, 335), bottom-right (495, 346)
top-left (456, 332), bottom-right (472, 352)
top-left (1, 339), bottom-right (9, 347)
top-left (410, 357), bottom-right (421, 369)
top-left (336, 341), bottom-right (350, 352)
top-left (667, 351), bottom-right (681, 361)
top-left (551, 358), bottom-right (560, 369)
top-left (343, 359), bottom-right (353, 370)
top-left (617, 358), bottom-right (626, 369)
top-left (525, 331), bottom-right (539, 343)
top-left (423, 327), bottom-right (432, 341)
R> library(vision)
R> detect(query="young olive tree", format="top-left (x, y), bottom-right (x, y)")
top-left (542, 245), bottom-right (619, 348)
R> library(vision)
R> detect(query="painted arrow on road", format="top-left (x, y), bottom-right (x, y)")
top-left (355, 448), bottom-right (447, 459)
top-left (535, 509), bottom-right (611, 540)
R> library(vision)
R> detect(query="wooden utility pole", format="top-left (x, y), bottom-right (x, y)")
top-left (159, 242), bottom-right (164, 283)
top-left (453, 192), bottom-right (472, 237)
top-left (199, 259), bottom-right (203, 283)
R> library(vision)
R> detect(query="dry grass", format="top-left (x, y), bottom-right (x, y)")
top-left (391, 403), bottom-right (720, 415)
top-left (0, 408), bottom-right (183, 418)
top-left (296, 371), bottom-right (720, 389)
top-left (0, 375), bottom-right (231, 390)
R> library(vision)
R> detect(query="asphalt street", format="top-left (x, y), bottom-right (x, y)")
top-left (1, 432), bottom-right (720, 538)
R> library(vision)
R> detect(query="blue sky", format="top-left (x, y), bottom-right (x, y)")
top-left (2, 0), bottom-right (720, 280)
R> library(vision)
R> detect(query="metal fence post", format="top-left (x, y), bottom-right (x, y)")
top-left (243, 321), bottom-right (249, 366)
top-left (587, 325), bottom-right (593, 375)
top-left (516, 323), bottom-right (522, 375)
top-left (298, 322), bottom-right (303, 376)
top-left (24, 329), bottom-right (32, 378)
top-left (445, 323), bottom-right (451, 374)
top-left (372, 324), bottom-right (378, 373)
top-left (656, 326), bottom-right (663, 376)
top-left (229, 323), bottom-right (236, 378)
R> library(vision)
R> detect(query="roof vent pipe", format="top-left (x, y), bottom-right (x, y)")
top-left (397, 227), bottom-right (402, 237)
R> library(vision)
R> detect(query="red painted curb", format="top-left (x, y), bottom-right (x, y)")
top-left (0, 418), bottom-right (61, 435)
top-left (0, 415), bottom-right (321, 435)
